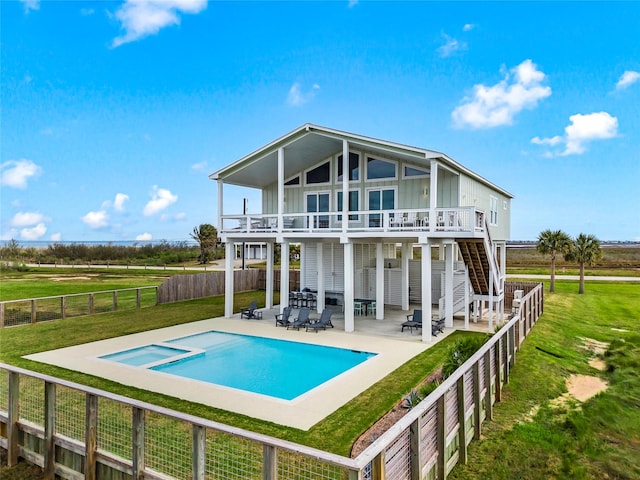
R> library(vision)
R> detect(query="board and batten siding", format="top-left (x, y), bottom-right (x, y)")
top-left (459, 173), bottom-right (511, 241)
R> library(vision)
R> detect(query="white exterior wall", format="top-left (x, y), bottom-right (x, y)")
top-left (459, 174), bottom-right (511, 241)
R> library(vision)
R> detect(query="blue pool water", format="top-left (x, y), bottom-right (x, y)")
top-left (100, 345), bottom-right (191, 366)
top-left (102, 331), bottom-right (376, 400)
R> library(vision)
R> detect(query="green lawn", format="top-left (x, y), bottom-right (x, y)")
top-left (0, 267), bottom-right (170, 301)
top-left (0, 290), bottom-right (478, 457)
top-left (449, 281), bottom-right (640, 480)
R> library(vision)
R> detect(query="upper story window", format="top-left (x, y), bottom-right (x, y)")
top-left (285, 175), bottom-right (300, 187)
top-left (402, 164), bottom-right (430, 179)
top-left (490, 195), bottom-right (499, 226)
top-left (336, 152), bottom-right (360, 182)
top-left (366, 156), bottom-right (397, 181)
top-left (305, 160), bottom-right (331, 185)
top-left (336, 190), bottom-right (360, 221)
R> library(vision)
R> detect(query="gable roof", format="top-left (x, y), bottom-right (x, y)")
top-left (210, 123), bottom-right (513, 198)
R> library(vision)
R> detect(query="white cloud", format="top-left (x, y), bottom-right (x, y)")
top-left (463, 23), bottom-right (476, 32)
top-left (1, 159), bottom-right (42, 189)
top-left (191, 160), bottom-right (208, 172)
top-left (286, 82), bottom-right (320, 106)
top-left (173, 212), bottom-right (187, 221)
top-left (113, 193), bottom-right (129, 212)
top-left (112, 0), bottom-right (208, 48)
top-left (21, 223), bottom-right (46, 240)
top-left (82, 210), bottom-right (109, 229)
top-left (438, 33), bottom-right (467, 57)
top-left (20, 0), bottom-right (39, 13)
top-left (531, 111), bottom-right (619, 156)
top-left (616, 70), bottom-right (640, 90)
top-left (50, 232), bottom-right (62, 241)
top-left (11, 211), bottom-right (48, 227)
top-left (136, 232), bottom-right (153, 241)
top-left (143, 186), bottom-right (178, 216)
top-left (452, 59), bottom-right (552, 129)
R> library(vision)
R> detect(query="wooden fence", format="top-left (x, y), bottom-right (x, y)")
top-left (157, 269), bottom-right (301, 304)
top-left (0, 287), bottom-right (158, 328)
top-left (0, 283), bottom-right (544, 480)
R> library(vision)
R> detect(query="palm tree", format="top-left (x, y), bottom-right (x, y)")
top-left (536, 229), bottom-right (572, 292)
top-left (190, 224), bottom-right (218, 264)
top-left (565, 233), bottom-right (602, 294)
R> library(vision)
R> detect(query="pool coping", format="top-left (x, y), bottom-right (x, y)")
top-left (24, 317), bottom-right (430, 430)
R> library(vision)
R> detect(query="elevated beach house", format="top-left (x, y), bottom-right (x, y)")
top-left (210, 124), bottom-right (513, 341)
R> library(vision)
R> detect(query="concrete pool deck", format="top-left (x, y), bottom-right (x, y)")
top-left (25, 315), bottom-right (437, 430)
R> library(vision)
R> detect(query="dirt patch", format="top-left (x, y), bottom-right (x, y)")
top-left (351, 367), bottom-right (442, 457)
top-left (50, 276), bottom-right (93, 281)
top-left (588, 358), bottom-right (606, 371)
top-left (611, 327), bottom-right (630, 333)
top-left (579, 337), bottom-right (609, 356)
top-left (566, 374), bottom-right (608, 402)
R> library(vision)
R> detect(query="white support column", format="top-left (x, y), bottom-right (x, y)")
top-left (277, 148), bottom-right (284, 230)
top-left (344, 242), bottom-right (355, 332)
top-left (376, 242), bottom-right (384, 320)
top-left (217, 180), bottom-right (223, 234)
top-left (224, 241), bottom-right (234, 318)
top-left (266, 242), bottom-right (274, 310)
top-left (464, 265), bottom-right (470, 330)
top-left (429, 160), bottom-right (438, 230)
top-left (401, 242), bottom-right (410, 311)
top-left (420, 239), bottom-right (432, 342)
top-left (316, 243), bottom-right (324, 313)
top-left (280, 241), bottom-right (290, 311)
top-left (445, 241), bottom-right (454, 328)
top-left (342, 140), bottom-right (349, 234)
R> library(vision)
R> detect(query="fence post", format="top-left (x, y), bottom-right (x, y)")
top-left (113, 291), bottom-right (118, 312)
top-left (495, 340), bottom-right (502, 402)
top-left (0, 303), bottom-right (4, 328)
top-left (85, 393), bottom-right (98, 480)
top-left (61, 296), bottom-right (67, 319)
top-left (7, 371), bottom-right (19, 466)
top-left (484, 350), bottom-right (493, 421)
top-left (89, 294), bottom-right (94, 315)
top-left (136, 288), bottom-right (141, 308)
top-left (436, 394), bottom-right (446, 480)
top-left (472, 361), bottom-right (482, 439)
top-left (44, 381), bottom-right (56, 479)
top-left (193, 425), bottom-right (206, 480)
top-left (262, 444), bottom-right (277, 480)
top-left (132, 407), bottom-right (145, 480)
top-left (410, 416), bottom-right (423, 479)
top-left (31, 299), bottom-right (37, 324)
top-left (371, 450), bottom-right (385, 480)
top-left (457, 376), bottom-right (467, 465)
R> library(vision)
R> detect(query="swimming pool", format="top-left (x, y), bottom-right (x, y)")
top-left (100, 331), bottom-right (376, 400)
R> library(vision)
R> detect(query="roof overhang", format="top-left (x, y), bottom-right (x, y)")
top-left (209, 123), bottom-right (513, 198)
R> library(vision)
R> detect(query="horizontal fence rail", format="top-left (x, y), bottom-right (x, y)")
top-left (0, 287), bottom-right (159, 328)
top-left (1, 283), bottom-right (543, 479)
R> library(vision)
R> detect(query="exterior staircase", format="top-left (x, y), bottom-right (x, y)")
top-left (456, 219), bottom-right (502, 297)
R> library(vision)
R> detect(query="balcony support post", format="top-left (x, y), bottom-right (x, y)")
top-left (419, 237), bottom-right (432, 342)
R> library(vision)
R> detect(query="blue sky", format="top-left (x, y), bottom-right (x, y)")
top-left (2, 0), bottom-right (639, 243)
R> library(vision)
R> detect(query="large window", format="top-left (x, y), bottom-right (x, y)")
top-left (367, 188), bottom-right (396, 227)
top-left (306, 192), bottom-right (330, 228)
top-left (402, 164), bottom-right (429, 179)
top-left (337, 190), bottom-right (360, 221)
top-left (305, 161), bottom-right (331, 185)
top-left (337, 152), bottom-right (360, 182)
top-left (366, 156), bottom-right (397, 180)
top-left (490, 195), bottom-right (499, 225)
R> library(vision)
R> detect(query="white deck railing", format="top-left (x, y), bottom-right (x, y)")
top-left (221, 207), bottom-right (486, 237)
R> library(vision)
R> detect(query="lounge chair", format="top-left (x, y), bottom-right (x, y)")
top-left (287, 307), bottom-right (311, 330)
top-left (305, 309), bottom-right (334, 332)
top-left (432, 317), bottom-right (445, 334)
top-left (401, 309), bottom-right (422, 333)
top-left (275, 306), bottom-right (293, 327)
top-left (240, 300), bottom-right (262, 319)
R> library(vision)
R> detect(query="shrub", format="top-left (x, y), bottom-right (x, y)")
top-left (442, 335), bottom-right (489, 379)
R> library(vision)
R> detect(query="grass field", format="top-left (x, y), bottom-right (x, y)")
top-left (1, 267), bottom-right (639, 478)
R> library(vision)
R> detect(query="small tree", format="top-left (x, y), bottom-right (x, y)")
top-left (190, 224), bottom-right (218, 264)
top-left (565, 233), bottom-right (602, 294)
top-left (536, 229), bottom-right (572, 292)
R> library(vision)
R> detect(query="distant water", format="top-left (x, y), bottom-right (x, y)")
top-left (7, 240), bottom-right (198, 249)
